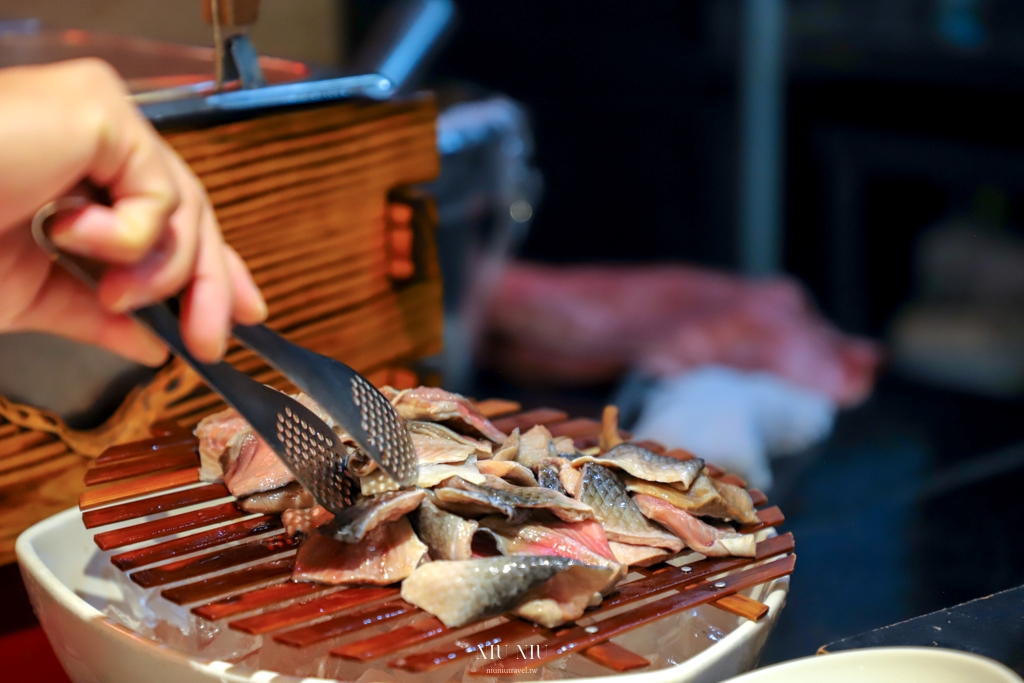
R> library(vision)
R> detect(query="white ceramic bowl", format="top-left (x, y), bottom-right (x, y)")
top-left (720, 647), bottom-right (1023, 683)
top-left (18, 507), bottom-right (789, 683)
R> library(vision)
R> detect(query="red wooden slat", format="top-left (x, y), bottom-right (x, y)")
top-left (474, 399), bottom-right (521, 419)
top-left (80, 468), bottom-right (200, 509)
top-left (391, 619), bottom-right (543, 673)
top-left (193, 581), bottom-right (325, 621)
top-left (631, 440), bottom-right (666, 454)
top-left (583, 642), bottom-right (651, 672)
top-left (331, 617), bottom-right (447, 661)
top-left (94, 433), bottom-right (198, 465)
top-left (717, 473), bottom-right (748, 488)
top-left (149, 420), bottom-right (194, 438)
top-left (112, 515), bottom-right (282, 571)
top-left (162, 557), bottom-right (296, 605)
top-left (130, 534), bottom-right (299, 588)
top-left (274, 600), bottom-right (415, 648)
top-left (229, 587), bottom-right (398, 635)
top-left (740, 506), bottom-right (784, 534)
top-left (84, 446), bottom-right (200, 486)
top-left (470, 555), bottom-right (796, 675)
top-left (491, 408), bottom-right (568, 434)
top-left (93, 502), bottom-right (244, 551)
top-left (547, 418), bottom-right (601, 440)
top-left (83, 483), bottom-right (231, 529)
top-left (663, 448), bottom-right (696, 461)
top-left (748, 488), bottom-right (768, 507)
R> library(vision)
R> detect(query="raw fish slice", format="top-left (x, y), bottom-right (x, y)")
top-left (477, 517), bottom-right (623, 588)
top-left (434, 476), bottom-right (594, 523)
top-left (513, 563), bottom-right (614, 628)
top-left (554, 458), bottom-right (583, 497)
top-left (359, 469), bottom-right (402, 495)
top-left (537, 461), bottom-right (567, 493)
top-left (417, 456), bottom-right (486, 488)
top-left (492, 428), bottom-right (519, 461)
top-left (283, 505), bottom-right (335, 537)
top-left (553, 436), bottom-right (577, 456)
top-left (572, 443), bottom-right (704, 488)
top-left (634, 494), bottom-right (755, 557)
top-left (329, 489), bottom-right (426, 543)
top-left (623, 473), bottom-right (734, 520)
top-left (195, 407), bottom-right (249, 481)
top-left (576, 463), bottom-right (683, 551)
top-left (239, 482), bottom-right (314, 513)
top-left (607, 542), bottom-right (673, 567)
top-left (293, 517), bottom-right (427, 585)
top-left (710, 477), bottom-right (761, 525)
top-left (413, 496), bottom-right (478, 561)
top-left (223, 430), bottom-right (295, 497)
top-left (516, 424), bottom-right (556, 469)
top-left (388, 386), bottom-right (507, 443)
top-left (409, 421), bottom-right (491, 464)
top-left (477, 459), bottom-right (538, 486)
top-left (400, 556), bottom-right (583, 628)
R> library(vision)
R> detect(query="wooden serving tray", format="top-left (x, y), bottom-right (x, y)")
top-left (77, 400), bottom-right (795, 677)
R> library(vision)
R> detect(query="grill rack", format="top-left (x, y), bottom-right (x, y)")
top-left (78, 400), bottom-right (795, 676)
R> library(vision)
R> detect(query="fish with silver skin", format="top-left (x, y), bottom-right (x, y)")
top-left (576, 463), bottom-right (683, 550)
top-left (622, 473), bottom-right (758, 525)
top-left (572, 442), bottom-right (704, 488)
top-left (293, 517), bottom-right (428, 585)
top-left (383, 386), bottom-right (507, 443)
top-left (537, 459), bottom-right (567, 493)
top-left (400, 556), bottom-right (613, 628)
top-left (413, 495), bottom-right (479, 561)
top-left (327, 489), bottom-right (426, 543)
top-left (434, 475), bottom-right (594, 523)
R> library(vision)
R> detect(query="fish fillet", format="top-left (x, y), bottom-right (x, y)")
top-left (710, 477), bottom-right (761, 525)
top-left (623, 473), bottom-right (734, 520)
top-left (417, 456), bottom-right (486, 488)
top-left (513, 563), bottom-right (615, 627)
top-left (576, 463), bottom-right (682, 551)
top-left (572, 443), bottom-right (704, 488)
top-left (293, 517), bottom-right (427, 585)
top-left (388, 387), bottom-right (507, 443)
top-left (409, 421), bottom-right (491, 464)
top-left (537, 460), bottom-right (567, 493)
top-left (492, 428), bottom-right (520, 461)
top-left (476, 459), bottom-right (538, 486)
top-left (195, 407), bottom-right (249, 481)
top-left (607, 542), bottom-right (673, 567)
top-left (239, 482), bottom-right (314, 514)
top-left (223, 431), bottom-right (295, 497)
top-left (516, 424), bottom-right (556, 469)
top-left (434, 476), bottom-right (594, 523)
top-left (634, 494), bottom-right (755, 557)
top-left (329, 489), bottom-right (426, 543)
top-left (413, 496), bottom-right (478, 561)
top-left (283, 505), bottom-right (334, 536)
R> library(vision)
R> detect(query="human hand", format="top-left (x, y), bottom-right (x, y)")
top-left (0, 58), bottom-right (267, 366)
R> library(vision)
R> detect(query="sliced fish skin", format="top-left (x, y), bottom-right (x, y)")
top-left (623, 473), bottom-right (734, 520)
top-left (223, 431), bottom-right (295, 497)
top-left (492, 428), bottom-right (520, 461)
top-left (576, 463), bottom-right (683, 551)
top-left (477, 517), bottom-right (623, 589)
top-left (710, 477), bottom-right (761, 525)
top-left (634, 494), bottom-right (755, 557)
top-left (239, 482), bottom-right (315, 514)
top-left (400, 556), bottom-right (583, 628)
top-left (607, 542), bottom-right (673, 567)
top-left (417, 456), bottom-right (486, 488)
top-left (572, 443), bottom-right (704, 488)
top-left (434, 476), bottom-right (594, 523)
top-left (195, 407), bottom-right (248, 481)
top-left (328, 489), bottom-right (426, 543)
top-left (513, 563), bottom-right (615, 628)
top-left (293, 517), bottom-right (427, 585)
top-left (516, 425), bottom-right (555, 469)
top-left (413, 496), bottom-right (478, 561)
top-left (409, 421), bottom-right (491, 464)
top-left (283, 505), bottom-right (334, 537)
top-left (477, 459), bottom-right (539, 486)
top-left (389, 387), bottom-right (507, 443)
top-left (537, 461), bottom-right (567, 493)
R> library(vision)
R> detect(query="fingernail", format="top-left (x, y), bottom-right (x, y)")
top-left (255, 296), bottom-right (269, 321)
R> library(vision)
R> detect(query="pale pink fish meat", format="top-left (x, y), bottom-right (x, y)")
top-left (607, 542), bottom-right (673, 567)
top-left (552, 436), bottom-right (577, 456)
top-left (513, 563), bottom-right (614, 628)
top-left (293, 517), bottom-right (427, 585)
top-left (283, 505), bottom-right (334, 537)
top-left (417, 456), bottom-right (486, 488)
top-left (329, 489), bottom-right (425, 543)
top-left (623, 473), bottom-right (748, 522)
top-left (576, 463), bottom-right (683, 551)
top-left (223, 430), bottom-right (295, 497)
top-left (195, 407), bottom-right (249, 481)
top-left (572, 443), bottom-right (704, 488)
top-left (492, 428), bottom-right (519, 461)
top-left (476, 459), bottom-right (538, 486)
top-left (413, 495), bottom-right (478, 561)
top-left (477, 517), bottom-right (623, 589)
top-left (409, 421), bottom-right (491, 464)
top-left (634, 494), bottom-right (755, 557)
top-left (516, 424), bottom-right (556, 469)
top-left (434, 475), bottom-right (594, 523)
top-left (710, 477), bottom-right (761, 525)
top-left (388, 386), bottom-right (507, 443)
top-left (239, 482), bottom-right (314, 514)
top-left (400, 556), bottom-right (610, 628)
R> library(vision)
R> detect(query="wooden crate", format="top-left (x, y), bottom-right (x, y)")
top-left (0, 95), bottom-right (443, 564)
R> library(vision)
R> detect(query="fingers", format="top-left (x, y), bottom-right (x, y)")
top-left (9, 267), bottom-right (169, 367)
top-left (224, 245), bottom-right (268, 325)
top-left (178, 203), bottom-right (233, 363)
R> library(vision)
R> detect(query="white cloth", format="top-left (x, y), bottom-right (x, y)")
top-left (630, 366), bottom-right (836, 490)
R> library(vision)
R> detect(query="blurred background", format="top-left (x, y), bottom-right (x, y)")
top-left (4, 0), bottom-right (1024, 665)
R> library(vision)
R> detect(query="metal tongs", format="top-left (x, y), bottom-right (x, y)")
top-left (31, 198), bottom-right (418, 512)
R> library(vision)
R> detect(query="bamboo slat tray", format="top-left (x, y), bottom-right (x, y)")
top-left (77, 400), bottom-right (795, 678)
top-left (0, 95), bottom-right (443, 563)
